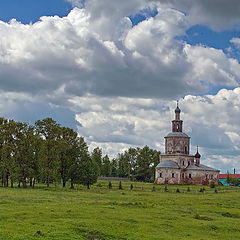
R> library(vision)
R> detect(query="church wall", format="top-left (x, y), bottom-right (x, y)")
top-left (183, 170), bottom-right (219, 184)
top-left (155, 168), bottom-right (181, 184)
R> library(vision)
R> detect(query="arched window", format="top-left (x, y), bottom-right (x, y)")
top-left (172, 173), bottom-right (175, 178)
top-left (182, 161), bottom-right (185, 166)
top-left (159, 172), bottom-right (162, 178)
top-left (189, 173), bottom-right (192, 178)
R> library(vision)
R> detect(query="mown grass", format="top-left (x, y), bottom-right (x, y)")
top-left (0, 181), bottom-right (240, 240)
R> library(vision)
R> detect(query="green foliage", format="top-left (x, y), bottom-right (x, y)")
top-left (0, 117), bottom-right (99, 189)
top-left (102, 155), bottom-right (111, 177)
top-left (108, 181), bottom-right (112, 189)
top-left (91, 147), bottom-right (102, 176)
top-left (115, 146), bottom-right (160, 182)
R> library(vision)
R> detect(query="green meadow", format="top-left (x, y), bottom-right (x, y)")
top-left (0, 181), bottom-right (240, 240)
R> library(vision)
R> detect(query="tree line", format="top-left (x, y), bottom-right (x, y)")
top-left (0, 117), bottom-right (160, 189)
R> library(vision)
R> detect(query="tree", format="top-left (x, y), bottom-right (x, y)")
top-left (58, 127), bottom-right (79, 187)
top-left (91, 147), bottom-right (102, 176)
top-left (68, 137), bottom-right (98, 189)
top-left (110, 159), bottom-right (118, 177)
top-left (35, 118), bottom-right (61, 187)
top-left (134, 146), bottom-right (160, 182)
top-left (102, 155), bottom-right (111, 177)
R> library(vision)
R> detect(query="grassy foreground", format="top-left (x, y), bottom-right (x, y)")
top-left (0, 181), bottom-right (240, 240)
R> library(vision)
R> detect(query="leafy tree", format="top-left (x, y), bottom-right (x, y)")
top-left (110, 159), bottom-right (118, 177)
top-left (35, 118), bottom-right (61, 187)
top-left (102, 155), bottom-right (111, 177)
top-left (77, 151), bottom-right (98, 189)
top-left (68, 137), bottom-right (98, 189)
top-left (134, 146), bottom-right (160, 182)
top-left (91, 147), bottom-right (102, 176)
top-left (58, 127), bottom-right (79, 187)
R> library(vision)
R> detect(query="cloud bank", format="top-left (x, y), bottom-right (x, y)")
top-left (0, 0), bottom-right (240, 172)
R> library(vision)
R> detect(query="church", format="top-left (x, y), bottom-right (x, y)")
top-left (155, 103), bottom-right (219, 184)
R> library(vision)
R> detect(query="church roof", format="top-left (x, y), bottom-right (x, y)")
top-left (165, 132), bottom-right (190, 138)
top-left (186, 163), bottom-right (219, 171)
top-left (156, 160), bottom-right (179, 169)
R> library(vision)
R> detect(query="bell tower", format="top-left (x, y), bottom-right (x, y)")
top-left (164, 102), bottom-right (190, 155)
top-left (172, 101), bottom-right (183, 132)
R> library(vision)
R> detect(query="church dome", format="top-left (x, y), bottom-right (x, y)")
top-left (156, 160), bottom-right (179, 169)
top-left (175, 105), bottom-right (181, 113)
top-left (195, 151), bottom-right (201, 158)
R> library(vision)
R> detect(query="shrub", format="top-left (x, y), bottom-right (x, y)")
top-left (176, 188), bottom-right (180, 193)
top-left (108, 181), bottom-right (112, 189)
top-left (164, 186), bottom-right (168, 192)
top-left (118, 181), bottom-right (123, 190)
top-left (130, 184), bottom-right (133, 190)
top-left (210, 181), bottom-right (215, 188)
top-left (152, 186), bottom-right (156, 192)
top-left (187, 187), bottom-right (190, 192)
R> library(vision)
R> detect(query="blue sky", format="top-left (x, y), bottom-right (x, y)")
top-left (0, 0), bottom-right (240, 172)
top-left (0, 0), bottom-right (71, 24)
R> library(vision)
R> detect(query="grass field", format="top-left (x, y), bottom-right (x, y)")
top-left (0, 181), bottom-right (240, 240)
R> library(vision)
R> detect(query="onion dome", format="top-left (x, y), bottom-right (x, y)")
top-left (195, 146), bottom-right (201, 158)
top-left (175, 101), bottom-right (181, 113)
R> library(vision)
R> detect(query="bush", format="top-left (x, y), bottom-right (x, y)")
top-left (176, 188), bottom-right (180, 193)
top-left (130, 184), bottom-right (133, 190)
top-left (210, 181), bottom-right (215, 188)
top-left (108, 181), bottom-right (112, 189)
top-left (187, 187), bottom-right (190, 192)
top-left (164, 186), bottom-right (168, 192)
top-left (152, 186), bottom-right (156, 192)
top-left (118, 181), bottom-right (123, 190)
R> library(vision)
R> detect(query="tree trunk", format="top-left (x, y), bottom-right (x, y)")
top-left (1, 173), bottom-right (4, 187)
top-left (18, 181), bottom-right (21, 188)
top-left (32, 178), bottom-right (35, 188)
top-left (87, 181), bottom-right (90, 189)
top-left (29, 179), bottom-right (32, 187)
top-left (47, 175), bottom-right (49, 188)
top-left (6, 175), bottom-right (9, 187)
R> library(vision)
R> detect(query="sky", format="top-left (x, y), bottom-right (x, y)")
top-left (0, 0), bottom-right (240, 173)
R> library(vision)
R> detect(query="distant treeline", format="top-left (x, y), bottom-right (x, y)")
top-left (0, 117), bottom-right (160, 189)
